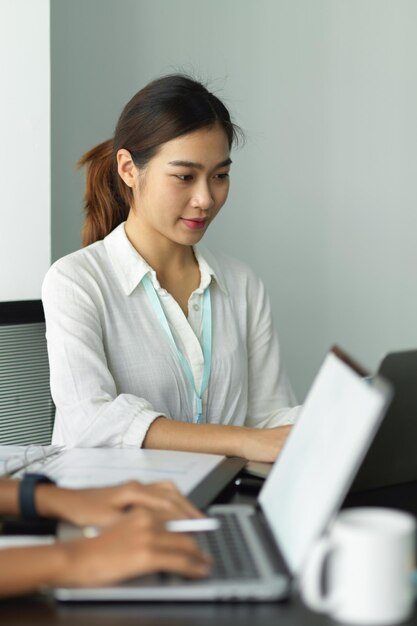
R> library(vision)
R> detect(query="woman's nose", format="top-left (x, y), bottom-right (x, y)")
top-left (191, 182), bottom-right (214, 211)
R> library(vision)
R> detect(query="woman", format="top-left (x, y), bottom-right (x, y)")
top-left (42, 74), bottom-right (299, 460)
top-left (0, 477), bottom-right (209, 596)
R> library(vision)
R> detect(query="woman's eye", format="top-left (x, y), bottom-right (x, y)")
top-left (176, 174), bottom-right (193, 182)
top-left (215, 172), bottom-right (230, 180)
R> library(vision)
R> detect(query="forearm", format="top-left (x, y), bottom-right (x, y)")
top-left (144, 418), bottom-right (292, 462)
top-left (0, 544), bottom-right (68, 597)
top-left (143, 417), bottom-right (248, 457)
top-left (0, 479), bottom-right (80, 522)
top-left (0, 479), bottom-right (19, 515)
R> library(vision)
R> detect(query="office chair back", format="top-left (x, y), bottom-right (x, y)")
top-left (0, 300), bottom-right (54, 445)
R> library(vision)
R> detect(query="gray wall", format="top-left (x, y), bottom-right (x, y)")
top-left (51, 0), bottom-right (417, 401)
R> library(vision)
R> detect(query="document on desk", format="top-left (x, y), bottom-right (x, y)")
top-left (0, 445), bottom-right (64, 476)
top-left (39, 448), bottom-right (224, 494)
top-left (0, 536), bottom-right (55, 549)
top-left (245, 461), bottom-right (272, 479)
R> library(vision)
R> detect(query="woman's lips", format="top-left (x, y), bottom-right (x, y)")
top-left (180, 218), bottom-right (208, 230)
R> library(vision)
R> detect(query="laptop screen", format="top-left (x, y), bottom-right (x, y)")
top-left (258, 348), bottom-right (392, 576)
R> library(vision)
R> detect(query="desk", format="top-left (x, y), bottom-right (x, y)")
top-left (0, 594), bottom-right (327, 626)
top-left (1, 478), bottom-right (417, 626)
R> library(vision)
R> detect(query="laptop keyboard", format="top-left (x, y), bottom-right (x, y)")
top-left (195, 512), bottom-right (260, 580)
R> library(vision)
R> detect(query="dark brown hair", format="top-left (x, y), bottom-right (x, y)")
top-left (78, 74), bottom-right (241, 246)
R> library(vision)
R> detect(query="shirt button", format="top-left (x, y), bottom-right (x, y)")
top-left (193, 304), bottom-right (200, 312)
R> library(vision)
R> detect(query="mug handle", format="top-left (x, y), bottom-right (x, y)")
top-left (299, 536), bottom-right (337, 613)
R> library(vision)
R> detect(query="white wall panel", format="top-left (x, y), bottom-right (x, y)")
top-left (0, 0), bottom-right (50, 301)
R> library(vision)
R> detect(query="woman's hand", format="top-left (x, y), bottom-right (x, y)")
top-left (36, 480), bottom-right (203, 527)
top-left (55, 508), bottom-right (212, 588)
top-left (240, 425), bottom-right (292, 462)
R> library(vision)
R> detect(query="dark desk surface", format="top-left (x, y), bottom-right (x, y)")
top-left (0, 594), bottom-right (330, 626)
top-left (1, 477), bottom-right (417, 626)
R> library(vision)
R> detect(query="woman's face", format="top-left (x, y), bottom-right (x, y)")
top-left (120, 123), bottom-right (231, 247)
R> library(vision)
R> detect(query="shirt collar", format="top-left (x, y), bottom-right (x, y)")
top-left (104, 223), bottom-right (228, 296)
top-left (193, 246), bottom-right (228, 295)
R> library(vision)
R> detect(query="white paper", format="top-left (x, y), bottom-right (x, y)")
top-left (40, 448), bottom-right (224, 495)
top-left (0, 445), bottom-right (64, 476)
top-left (0, 536), bottom-right (55, 550)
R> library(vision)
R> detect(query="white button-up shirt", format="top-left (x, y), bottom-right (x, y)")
top-left (42, 223), bottom-right (299, 448)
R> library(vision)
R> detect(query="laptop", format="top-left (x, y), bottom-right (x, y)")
top-left (350, 349), bottom-right (417, 493)
top-left (55, 346), bottom-right (392, 602)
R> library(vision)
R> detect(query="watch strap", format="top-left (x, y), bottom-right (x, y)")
top-left (19, 473), bottom-right (56, 521)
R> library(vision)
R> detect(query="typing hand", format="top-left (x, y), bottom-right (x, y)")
top-left (241, 425), bottom-right (292, 462)
top-left (54, 508), bottom-right (212, 587)
top-left (36, 480), bottom-right (204, 527)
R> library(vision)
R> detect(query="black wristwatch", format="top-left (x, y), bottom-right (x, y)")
top-left (19, 473), bottom-right (56, 521)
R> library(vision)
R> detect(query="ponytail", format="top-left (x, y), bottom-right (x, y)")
top-left (78, 139), bottom-right (132, 247)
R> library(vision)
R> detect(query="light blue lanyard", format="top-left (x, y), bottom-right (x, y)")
top-left (142, 274), bottom-right (212, 424)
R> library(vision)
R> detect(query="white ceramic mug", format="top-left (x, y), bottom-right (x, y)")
top-left (300, 507), bottom-right (416, 625)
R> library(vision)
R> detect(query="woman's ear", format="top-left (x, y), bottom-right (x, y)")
top-left (117, 149), bottom-right (138, 188)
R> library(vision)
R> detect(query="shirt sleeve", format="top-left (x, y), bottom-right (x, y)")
top-left (42, 263), bottom-right (162, 448)
top-left (245, 271), bottom-right (301, 428)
